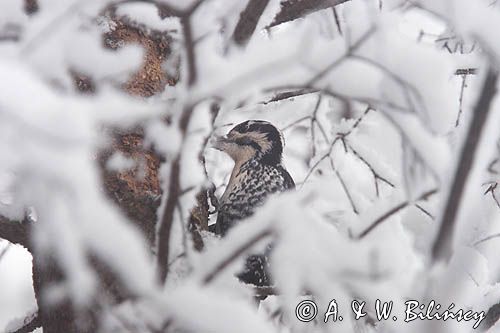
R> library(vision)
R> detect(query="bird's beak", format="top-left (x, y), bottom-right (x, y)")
top-left (210, 135), bottom-right (231, 151)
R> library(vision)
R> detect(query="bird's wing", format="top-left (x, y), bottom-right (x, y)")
top-left (278, 165), bottom-right (295, 190)
top-left (214, 209), bottom-right (241, 236)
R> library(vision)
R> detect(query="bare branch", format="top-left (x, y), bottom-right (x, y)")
top-left (484, 182), bottom-right (500, 208)
top-left (232, 0), bottom-right (270, 46)
top-left (455, 73), bottom-right (468, 127)
top-left (330, 157), bottom-right (359, 214)
top-left (347, 143), bottom-right (395, 194)
top-left (263, 87), bottom-right (319, 104)
top-left (432, 67), bottom-right (498, 262)
top-left (473, 232), bottom-right (500, 247)
top-left (414, 204), bottom-right (434, 220)
top-left (355, 188), bottom-right (438, 239)
top-left (302, 105), bottom-right (374, 185)
top-left (307, 27), bottom-right (376, 85)
top-left (281, 116), bottom-right (311, 131)
top-left (269, 0), bottom-right (351, 27)
top-left (332, 7), bottom-right (343, 35)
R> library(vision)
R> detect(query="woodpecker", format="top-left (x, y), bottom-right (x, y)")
top-left (212, 120), bottom-right (295, 286)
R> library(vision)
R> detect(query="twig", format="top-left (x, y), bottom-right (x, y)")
top-left (414, 204), bottom-right (434, 220)
top-left (473, 233), bottom-right (500, 247)
top-left (263, 87), bottom-right (319, 104)
top-left (484, 182), bottom-right (500, 208)
top-left (355, 188), bottom-right (438, 239)
top-left (330, 157), bottom-right (359, 214)
top-left (347, 143), bottom-right (395, 196)
top-left (350, 54), bottom-right (426, 117)
top-left (302, 106), bottom-right (374, 185)
top-left (268, 84), bottom-right (411, 113)
top-left (346, 106), bottom-right (372, 134)
top-left (307, 27), bottom-right (376, 85)
top-left (310, 94), bottom-right (324, 157)
top-left (281, 116), bottom-right (311, 131)
top-left (332, 7), bottom-right (343, 36)
top-left (455, 74), bottom-right (468, 127)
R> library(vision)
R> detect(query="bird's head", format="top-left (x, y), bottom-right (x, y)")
top-left (212, 120), bottom-right (284, 165)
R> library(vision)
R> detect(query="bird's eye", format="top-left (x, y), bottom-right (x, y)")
top-left (233, 121), bottom-right (252, 133)
top-left (239, 137), bottom-right (253, 145)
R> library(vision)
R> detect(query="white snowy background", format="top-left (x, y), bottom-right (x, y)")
top-left (1, 0), bottom-right (500, 332)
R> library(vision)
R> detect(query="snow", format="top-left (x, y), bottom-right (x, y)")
top-left (116, 2), bottom-right (181, 32)
top-left (0, 0), bottom-right (499, 332)
top-left (0, 247), bottom-right (36, 332)
top-left (106, 152), bottom-right (136, 172)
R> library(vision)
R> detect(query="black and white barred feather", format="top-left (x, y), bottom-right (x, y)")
top-left (212, 120), bottom-right (295, 286)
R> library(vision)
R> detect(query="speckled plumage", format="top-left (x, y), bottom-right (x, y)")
top-left (212, 120), bottom-right (295, 286)
top-left (216, 159), bottom-right (294, 235)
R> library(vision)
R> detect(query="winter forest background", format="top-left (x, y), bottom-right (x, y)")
top-left (1, 0), bottom-right (500, 332)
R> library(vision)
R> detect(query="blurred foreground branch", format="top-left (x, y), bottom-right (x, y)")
top-left (432, 67), bottom-right (498, 262)
top-left (0, 215), bottom-right (31, 250)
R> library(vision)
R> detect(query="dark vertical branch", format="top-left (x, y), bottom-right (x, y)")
top-left (432, 67), bottom-right (498, 262)
top-left (232, 0), bottom-right (270, 46)
top-left (156, 106), bottom-right (197, 283)
top-left (181, 16), bottom-right (197, 86)
top-left (157, 156), bottom-right (182, 283)
top-left (155, 1), bottom-right (203, 284)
